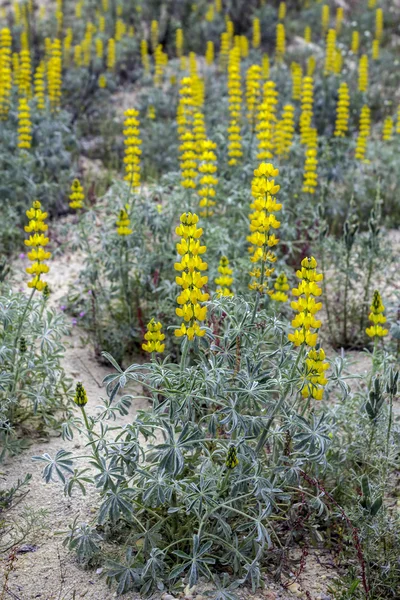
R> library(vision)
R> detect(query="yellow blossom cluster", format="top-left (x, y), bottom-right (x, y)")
top-left (365, 291), bottom-right (388, 338)
top-left (17, 97), bottom-right (32, 149)
top-left (334, 82), bottom-right (350, 137)
top-left (24, 200), bottom-right (51, 291)
top-left (69, 179), bottom-right (85, 210)
top-left (198, 140), bottom-right (218, 217)
top-left (174, 213), bottom-right (209, 340)
top-left (247, 163), bottom-right (281, 294)
top-left (227, 48), bottom-right (243, 165)
top-left (123, 108), bottom-right (142, 191)
top-left (270, 273), bottom-right (289, 303)
top-left (291, 62), bottom-right (302, 101)
top-left (177, 77), bottom-right (197, 189)
top-left (0, 28), bottom-right (12, 119)
top-left (116, 208), bottom-right (132, 236)
top-left (215, 256), bottom-right (234, 297)
top-left (358, 55), bottom-right (368, 92)
top-left (275, 104), bottom-right (295, 158)
top-left (142, 319), bottom-right (165, 353)
top-left (355, 105), bottom-right (371, 162)
top-left (245, 64), bottom-right (261, 126)
top-left (256, 80), bottom-right (278, 160)
top-left (275, 24), bottom-right (285, 63)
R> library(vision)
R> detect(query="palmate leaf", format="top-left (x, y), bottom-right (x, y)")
top-left (106, 547), bottom-right (142, 594)
top-left (63, 518), bottom-right (102, 559)
top-left (157, 421), bottom-right (202, 476)
top-left (170, 535), bottom-right (215, 587)
top-left (33, 449), bottom-right (74, 483)
top-left (98, 484), bottom-right (135, 524)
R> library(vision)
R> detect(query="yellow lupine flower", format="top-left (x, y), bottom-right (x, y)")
top-left (366, 291), bottom-right (388, 338)
top-left (288, 257), bottom-right (323, 348)
top-left (116, 208), bottom-right (132, 236)
top-left (24, 200), bottom-right (51, 291)
top-left (69, 179), bottom-right (85, 209)
top-left (142, 319), bottom-right (165, 353)
top-left (270, 273), bottom-right (289, 302)
top-left (248, 163), bottom-right (281, 295)
top-left (334, 82), bottom-right (350, 137)
top-left (123, 108), bottom-right (142, 190)
top-left (174, 213), bottom-right (209, 340)
top-left (215, 256), bottom-right (234, 297)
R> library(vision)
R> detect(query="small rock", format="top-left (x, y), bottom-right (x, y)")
top-left (17, 545), bottom-right (38, 553)
top-left (263, 591), bottom-right (276, 600)
top-left (320, 595), bottom-right (331, 600)
top-left (161, 594), bottom-right (176, 600)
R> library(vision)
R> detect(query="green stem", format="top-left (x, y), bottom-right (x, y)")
top-left (386, 393), bottom-right (393, 462)
top-left (343, 248), bottom-right (351, 347)
top-left (79, 405), bottom-right (100, 463)
top-left (14, 288), bottom-right (36, 349)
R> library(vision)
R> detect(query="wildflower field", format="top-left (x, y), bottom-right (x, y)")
top-left (1, 0), bottom-right (400, 598)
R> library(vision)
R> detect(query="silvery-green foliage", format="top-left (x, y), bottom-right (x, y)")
top-left (36, 296), bottom-right (349, 594)
top-left (0, 287), bottom-right (73, 460)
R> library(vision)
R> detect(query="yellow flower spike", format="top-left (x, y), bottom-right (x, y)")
top-left (225, 445), bottom-right (239, 469)
top-left (335, 7), bottom-right (344, 35)
top-left (334, 82), bottom-right (350, 137)
top-left (269, 273), bottom-right (289, 303)
top-left (174, 213), bottom-right (209, 340)
top-left (74, 382), bottom-right (88, 406)
top-left (205, 41), bottom-right (214, 65)
top-left (365, 291), bottom-right (388, 338)
top-left (278, 2), bottom-right (286, 21)
top-left (324, 29), bottom-right (336, 75)
top-left (358, 55), bottom-right (368, 92)
top-left (69, 179), bottom-right (85, 209)
top-left (123, 108), bottom-right (142, 191)
top-left (372, 38), bottom-right (379, 61)
top-left (150, 20), bottom-right (159, 52)
top-left (351, 31), bottom-right (359, 55)
top-left (275, 104), bottom-right (295, 158)
top-left (24, 200), bottom-right (51, 291)
top-left (301, 347), bottom-right (329, 400)
top-left (116, 208), bottom-right (132, 236)
top-left (304, 26), bottom-right (311, 43)
top-left (302, 127), bottom-right (318, 194)
top-left (382, 117), bottom-right (393, 141)
top-left (288, 257), bottom-right (323, 348)
top-left (291, 62), bottom-right (302, 101)
top-left (107, 38), bottom-right (116, 71)
top-left (247, 163), bottom-right (282, 295)
top-left (375, 8), bottom-right (383, 41)
top-left (142, 319), bottom-right (166, 353)
top-left (227, 47), bottom-right (243, 166)
top-left (300, 76), bottom-right (314, 145)
top-left (215, 257), bottom-right (234, 297)
top-left (252, 17), bottom-right (261, 49)
top-left (0, 28), bottom-right (13, 120)
top-left (256, 80), bottom-right (278, 161)
top-left (47, 39), bottom-right (62, 112)
top-left (198, 139), bottom-right (218, 217)
top-left (321, 4), bottom-right (330, 33)
top-left (246, 64), bottom-right (261, 127)
top-left (154, 44), bottom-right (168, 87)
top-left (177, 77), bottom-right (197, 189)
top-left (176, 28), bottom-right (184, 58)
top-left (355, 105), bottom-right (371, 162)
top-left (17, 98), bottom-right (32, 150)
top-left (275, 23), bottom-right (285, 64)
